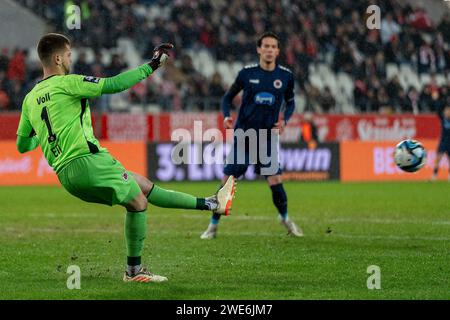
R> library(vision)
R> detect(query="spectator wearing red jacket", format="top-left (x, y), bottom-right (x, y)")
top-left (6, 49), bottom-right (25, 82)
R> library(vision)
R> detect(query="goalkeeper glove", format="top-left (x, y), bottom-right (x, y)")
top-left (149, 43), bottom-right (174, 71)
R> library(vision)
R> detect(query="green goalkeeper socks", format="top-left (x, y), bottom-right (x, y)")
top-left (147, 185), bottom-right (208, 210)
top-left (125, 210), bottom-right (147, 266)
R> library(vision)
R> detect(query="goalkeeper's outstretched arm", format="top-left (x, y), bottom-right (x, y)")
top-left (101, 64), bottom-right (153, 94)
top-left (102, 43), bottom-right (174, 94)
top-left (66, 43), bottom-right (174, 98)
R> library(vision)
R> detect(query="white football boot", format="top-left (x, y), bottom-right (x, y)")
top-left (200, 176), bottom-right (236, 239)
top-left (200, 224), bottom-right (218, 240)
top-left (281, 218), bottom-right (304, 237)
top-left (123, 267), bottom-right (168, 283)
top-left (213, 175), bottom-right (236, 216)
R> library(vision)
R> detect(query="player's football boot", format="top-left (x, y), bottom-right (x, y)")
top-left (123, 267), bottom-right (168, 283)
top-left (212, 176), bottom-right (236, 216)
top-left (281, 219), bottom-right (304, 237)
top-left (200, 224), bottom-right (218, 239)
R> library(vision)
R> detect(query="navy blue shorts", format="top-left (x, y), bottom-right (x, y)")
top-left (437, 139), bottom-right (450, 155)
top-left (223, 132), bottom-right (282, 178)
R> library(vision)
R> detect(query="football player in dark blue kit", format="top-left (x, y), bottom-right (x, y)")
top-left (201, 32), bottom-right (303, 239)
top-left (431, 102), bottom-right (450, 181)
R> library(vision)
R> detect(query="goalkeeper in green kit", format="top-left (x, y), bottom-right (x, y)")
top-left (16, 33), bottom-right (236, 283)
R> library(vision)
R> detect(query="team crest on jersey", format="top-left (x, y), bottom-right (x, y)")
top-left (83, 76), bottom-right (100, 84)
top-left (273, 79), bottom-right (282, 89)
top-left (122, 172), bottom-right (129, 181)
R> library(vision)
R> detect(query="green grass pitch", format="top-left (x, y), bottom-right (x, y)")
top-left (0, 181), bottom-right (448, 299)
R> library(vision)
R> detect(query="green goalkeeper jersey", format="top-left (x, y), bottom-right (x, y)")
top-left (17, 74), bottom-right (106, 173)
top-left (16, 64), bottom-right (153, 173)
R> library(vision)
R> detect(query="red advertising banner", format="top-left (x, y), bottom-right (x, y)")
top-left (105, 113), bottom-right (148, 141)
top-left (0, 112), bottom-right (442, 143)
top-left (154, 112), bottom-right (225, 142)
top-left (296, 114), bottom-right (441, 142)
top-left (0, 141), bottom-right (146, 186)
top-left (0, 113), bottom-right (21, 140)
top-left (340, 140), bottom-right (449, 182)
top-left (155, 113), bottom-right (441, 143)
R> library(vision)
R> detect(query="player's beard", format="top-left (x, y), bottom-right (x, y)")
top-left (62, 63), bottom-right (70, 75)
top-left (261, 53), bottom-right (276, 65)
top-left (262, 57), bottom-right (275, 66)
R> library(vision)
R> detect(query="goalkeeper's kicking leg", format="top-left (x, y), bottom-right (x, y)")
top-left (131, 172), bottom-right (235, 215)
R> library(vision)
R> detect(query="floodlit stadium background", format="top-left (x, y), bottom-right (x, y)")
top-left (0, 0), bottom-right (449, 182)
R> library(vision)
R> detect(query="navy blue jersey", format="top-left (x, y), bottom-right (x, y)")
top-left (222, 63), bottom-right (295, 130)
top-left (438, 107), bottom-right (450, 143)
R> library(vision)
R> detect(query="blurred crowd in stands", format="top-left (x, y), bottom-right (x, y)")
top-left (2, 0), bottom-right (449, 113)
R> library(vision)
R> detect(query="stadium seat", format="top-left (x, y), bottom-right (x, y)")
top-left (419, 74), bottom-right (432, 87)
top-left (197, 50), bottom-right (216, 78)
top-left (216, 61), bottom-right (235, 86)
top-left (322, 74), bottom-right (338, 96)
top-left (232, 62), bottom-right (244, 76)
top-left (435, 74), bottom-right (447, 86)
top-left (308, 73), bottom-right (324, 90)
top-left (386, 63), bottom-right (399, 80)
top-left (336, 72), bottom-right (354, 97)
top-left (295, 94), bottom-right (306, 113)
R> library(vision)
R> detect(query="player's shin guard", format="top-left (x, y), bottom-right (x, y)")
top-left (147, 185), bottom-right (208, 210)
top-left (125, 210), bottom-right (147, 273)
top-left (270, 183), bottom-right (288, 220)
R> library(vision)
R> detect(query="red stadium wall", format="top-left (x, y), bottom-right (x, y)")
top-left (0, 112), bottom-right (441, 142)
top-left (0, 112), bottom-right (446, 185)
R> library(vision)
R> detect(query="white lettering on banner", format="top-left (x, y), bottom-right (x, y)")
top-left (156, 144), bottom-right (177, 181)
top-left (154, 143), bottom-right (335, 181)
top-left (374, 147), bottom-right (402, 175)
top-left (426, 150), bottom-right (449, 168)
top-left (0, 157), bottom-right (32, 174)
top-left (107, 113), bottom-right (147, 141)
top-left (358, 119), bottom-right (416, 141)
top-left (374, 147), bottom-right (448, 175)
top-left (336, 118), bottom-right (353, 140)
top-left (37, 156), bottom-right (53, 177)
top-left (281, 148), bottom-right (331, 171)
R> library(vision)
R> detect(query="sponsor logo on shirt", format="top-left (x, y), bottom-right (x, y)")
top-left (249, 79), bottom-right (260, 84)
top-left (254, 92), bottom-right (275, 106)
top-left (83, 76), bottom-right (100, 84)
top-left (273, 79), bottom-right (282, 89)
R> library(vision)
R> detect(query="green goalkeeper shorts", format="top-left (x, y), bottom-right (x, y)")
top-left (57, 152), bottom-right (142, 206)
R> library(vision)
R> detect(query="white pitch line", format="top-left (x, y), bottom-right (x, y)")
top-left (174, 214), bottom-right (450, 226)
top-left (327, 233), bottom-right (450, 242)
top-left (2, 227), bottom-right (449, 242)
top-left (19, 212), bottom-right (450, 226)
top-left (1, 227), bottom-right (120, 234)
top-left (319, 217), bottom-right (450, 226)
